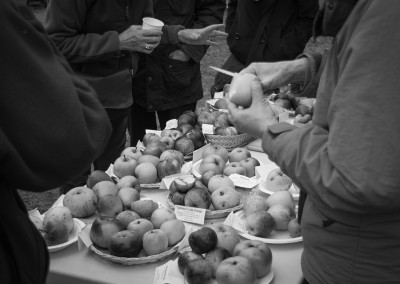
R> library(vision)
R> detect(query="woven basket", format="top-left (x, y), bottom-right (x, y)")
top-left (89, 244), bottom-right (178, 265)
top-left (205, 133), bottom-right (256, 151)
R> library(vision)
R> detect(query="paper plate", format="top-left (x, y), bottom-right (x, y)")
top-left (48, 219), bottom-right (85, 253)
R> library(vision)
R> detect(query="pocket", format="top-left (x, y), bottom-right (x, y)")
top-left (163, 57), bottom-right (196, 91)
top-left (167, 0), bottom-right (193, 16)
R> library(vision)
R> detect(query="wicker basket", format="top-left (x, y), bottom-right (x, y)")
top-left (205, 133), bottom-right (256, 151)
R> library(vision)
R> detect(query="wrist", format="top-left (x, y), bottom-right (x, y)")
top-left (286, 58), bottom-right (309, 84)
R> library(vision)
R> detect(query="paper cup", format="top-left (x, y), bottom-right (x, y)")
top-left (142, 17), bottom-right (164, 30)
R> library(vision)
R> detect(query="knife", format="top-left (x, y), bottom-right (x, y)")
top-left (209, 66), bottom-right (237, 77)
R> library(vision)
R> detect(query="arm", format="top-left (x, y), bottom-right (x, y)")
top-left (0, 2), bottom-right (111, 191)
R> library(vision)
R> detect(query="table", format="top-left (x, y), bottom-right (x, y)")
top-left (47, 151), bottom-right (304, 284)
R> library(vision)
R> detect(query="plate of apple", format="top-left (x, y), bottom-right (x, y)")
top-left (29, 206), bottom-right (86, 253)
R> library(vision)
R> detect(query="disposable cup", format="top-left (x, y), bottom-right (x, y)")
top-left (142, 17), bottom-right (164, 30)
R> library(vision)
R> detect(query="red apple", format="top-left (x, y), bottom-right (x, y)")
top-left (184, 259), bottom-right (214, 284)
top-left (142, 133), bottom-right (160, 147)
top-left (160, 149), bottom-right (185, 168)
top-left (156, 158), bottom-right (181, 180)
top-left (90, 217), bottom-right (124, 249)
top-left (63, 186), bottom-right (97, 218)
top-left (214, 112), bottom-right (232, 128)
top-left (92, 181), bottom-right (118, 199)
top-left (97, 194), bottom-right (123, 217)
top-left (178, 251), bottom-right (204, 275)
top-left (115, 210), bottom-right (140, 228)
top-left (223, 162), bottom-right (246, 176)
top-left (86, 170), bottom-right (113, 189)
top-left (184, 187), bottom-right (212, 209)
top-left (185, 128), bottom-right (205, 149)
top-left (216, 256), bottom-right (257, 284)
top-left (209, 224), bottom-right (240, 255)
top-left (177, 123), bottom-right (194, 135)
top-left (168, 129), bottom-right (184, 141)
top-left (198, 154), bottom-right (225, 175)
top-left (160, 136), bottom-right (174, 150)
top-left (211, 187), bottom-right (241, 210)
top-left (120, 146), bottom-right (142, 160)
top-left (228, 147), bottom-right (251, 163)
top-left (178, 111), bottom-right (196, 126)
top-left (189, 227), bottom-right (218, 254)
top-left (205, 247), bottom-right (231, 277)
top-left (245, 211), bottom-right (276, 237)
top-left (113, 155), bottom-right (138, 178)
top-left (202, 144), bottom-right (229, 163)
top-left (137, 154), bottom-right (160, 167)
top-left (174, 136), bottom-right (195, 156)
top-left (214, 98), bottom-right (228, 109)
top-left (171, 192), bottom-right (186, 205)
top-left (240, 157), bottom-right (260, 177)
top-left (108, 230), bottom-right (142, 257)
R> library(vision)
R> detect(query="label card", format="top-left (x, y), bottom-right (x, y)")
top-left (145, 129), bottom-right (162, 136)
top-left (175, 205), bottom-right (206, 225)
top-left (165, 119), bottom-right (178, 129)
top-left (229, 173), bottom-right (259, 189)
top-left (214, 91), bottom-right (224, 99)
top-left (202, 124), bottom-right (214, 135)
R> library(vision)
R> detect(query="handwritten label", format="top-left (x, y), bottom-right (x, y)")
top-left (153, 261), bottom-right (170, 284)
top-left (202, 124), bottom-right (214, 135)
top-left (175, 205), bottom-right (206, 225)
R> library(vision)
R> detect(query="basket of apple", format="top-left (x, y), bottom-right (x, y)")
top-left (177, 224), bottom-right (274, 284)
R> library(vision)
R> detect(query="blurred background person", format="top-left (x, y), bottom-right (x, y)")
top-left (211, 0), bottom-right (318, 96)
top-left (129, 0), bottom-right (226, 146)
top-left (0, 0), bottom-right (111, 283)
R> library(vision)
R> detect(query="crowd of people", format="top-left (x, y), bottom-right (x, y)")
top-left (1, 0), bottom-right (400, 283)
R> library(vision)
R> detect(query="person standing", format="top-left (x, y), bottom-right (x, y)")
top-left (0, 0), bottom-right (111, 283)
top-left (129, 0), bottom-right (226, 146)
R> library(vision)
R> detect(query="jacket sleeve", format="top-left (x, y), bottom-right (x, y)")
top-left (280, 0), bottom-right (318, 59)
top-left (0, 2), bottom-right (111, 192)
top-left (261, 1), bottom-right (400, 215)
top-left (179, 0), bottom-right (226, 63)
top-left (44, 0), bottom-right (120, 63)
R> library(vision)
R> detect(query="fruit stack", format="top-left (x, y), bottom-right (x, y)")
top-left (178, 224), bottom-right (273, 284)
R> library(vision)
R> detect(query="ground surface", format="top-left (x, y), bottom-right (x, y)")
top-left (20, 6), bottom-right (331, 213)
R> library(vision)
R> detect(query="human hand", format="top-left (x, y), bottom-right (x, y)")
top-left (119, 25), bottom-right (162, 54)
top-left (177, 24), bottom-right (228, 45)
top-left (227, 78), bottom-right (278, 139)
top-left (168, 50), bottom-right (191, 61)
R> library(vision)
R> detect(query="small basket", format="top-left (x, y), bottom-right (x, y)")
top-left (205, 133), bottom-right (256, 151)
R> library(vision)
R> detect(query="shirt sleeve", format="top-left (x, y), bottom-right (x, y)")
top-left (0, 1), bottom-right (111, 191)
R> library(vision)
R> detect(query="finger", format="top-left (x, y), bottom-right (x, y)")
top-left (206, 39), bottom-right (219, 45)
top-left (145, 36), bottom-right (162, 44)
top-left (250, 78), bottom-right (267, 106)
top-left (210, 30), bottom-right (228, 38)
top-left (142, 29), bottom-right (163, 36)
top-left (203, 24), bottom-right (225, 32)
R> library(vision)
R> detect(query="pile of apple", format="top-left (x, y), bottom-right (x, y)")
top-left (243, 191), bottom-right (301, 238)
top-left (30, 206), bottom-right (75, 246)
top-left (178, 224), bottom-right (272, 284)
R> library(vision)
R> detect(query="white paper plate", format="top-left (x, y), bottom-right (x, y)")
top-left (48, 218), bottom-right (85, 253)
top-left (224, 211), bottom-right (302, 244)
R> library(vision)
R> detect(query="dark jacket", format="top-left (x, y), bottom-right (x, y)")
top-left (45, 0), bottom-right (183, 110)
top-left (226, 0), bottom-right (318, 65)
top-left (132, 0), bottom-right (225, 111)
top-left (0, 1), bottom-right (111, 283)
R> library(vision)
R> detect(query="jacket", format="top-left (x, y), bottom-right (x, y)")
top-left (226, 0), bottom-right (318, 65)
top-left (45, 0), bottom-right (183, 110)
top-left (0, 1), bottom-right (111, 283)
top-left (132, 0), bottom-right (225, 111)
top-left (262, 1), bottom-right (400, 283)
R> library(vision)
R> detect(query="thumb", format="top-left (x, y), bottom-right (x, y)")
top-left (250, 78), bottom-right (268, 106)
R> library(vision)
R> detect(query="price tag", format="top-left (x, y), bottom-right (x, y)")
top-left (214, 91), bottom-right (224, 99)
top-left (165, 119), bottom-right (178, 129)
top-left (145, 129), bottom-right (162, 136)
top-left (175, 205), bottom-right (206, 225)
top-left (202, 124), bottom-right (214, 135)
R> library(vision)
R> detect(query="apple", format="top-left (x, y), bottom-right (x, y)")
top-left (127, 218), bottom-right (154, 240)
top-left (117, 187), bottom-right (140, 209)
top-left (288, 218), bottom-right (302, 237)
top-left (43, 206), bottom-right (74, 233)
top-left (267, 204), bottom-right (296, 230)
top-left (245, 211), bottom-right (276, 237)
top-left (43, 221), bottom-right (69, 246)
top-left (161, 128), bottom-right (173, 138)
top-left (29, 215), bottom-right (43, 231)
top-left (214, 112), bottom-right (231, 128)
top-left (116, 175), bottom-right (139, 190)
top-left (142, 133), bottom-right (160, 147)
top-left (189, 227), bottom-right (218, 254)
top-left (223, 162), bottom-right (246, 176)
top-left (113, 155), bottom-right (138, 178)
top-left (233, 240), bottom-right (273, 278)
top-left (274, 98), bottom-right (291, 110)
top-left (177, 123), bottom-right (194, 135)
top-left (142, 229), bottom-right (169, 256)
top-left (211, 187), bottom-right (241, 210)
top-left (160, 219), bottom-right (185, 246)
top-left (168, 129), bottom-right (183, 141)
top-left (243, 195), bottom-right (268, 217)
top-left (266, 191), bottom-right (296, 211)
top-left (214, 98), bottom-right (228, 109)
top-left (90, 217), bottom-right (124, 249)
top-left (202, 144), bottom-right (229, 163)
top-left (195, 105), bottom-right (208, 118)
top-left (216, 256), bottom-right (257, 284)
top-left (265, 168), bottom-right (292, 192)
top-left (120, 146), bottom-right (142, 160)
top-left (135, 162), bottom-right (158, 184)
top-left (92, 181), bottom-right (118, 199)
top-left (174, 136), bottom-right (194, 156)
top-left (142, 140), bottom-right (166, 158)
top-left (156, 159), bottom-right (181, 180)
top-left (137, 154), bottom-right (160, 167)
top-left (160, 149), bottom-right (185, 167)
top-left (194, 179), bottom-right (208, 191)
top-left (184, 259), bottom-right (214, 284)
top-left (205, 247), bottom-right (231, 276)
top-left (185, 128), bottom-right (205, 149)
top-left (207, 174), bottom-right (235, 194)
top-left (150, 207), bottom-right (176, 229)
top-left (178, 251), bottom-right (204, 275)
top-left (160, 136), bottom-right (174, 150)
top-left (171, 175), bottom-right (196, 193)
top-left (214, 126), bottom-right (229, 136)
top-left (295, 104), bottom-right (312, 116)
top-left (108, 230), bottom-right (142, 257)
top-left (198, 154), bottom-right (225, 175)
top-left (197, 112), bottom-right (216, 127)
top-left (201, 170), bottom-right (217, 187)
top-left (209, 224), bottom-right (240, 255)
top-left (294, 113), bottom-right (312, 124)
top-left (229, 147), bottom-right (251, 163)
top-left (115, 210), bottom-right (140, 228)
top-left (178, 111), bottom-right (197, 126)
top-left (130, 200), bottom-right (158, 218)
top-left (171, 192), bottom-right (186, 205)
top-left (97, 195), bottom-right (123, 217)
top-left (63, 186), bottom-right (97, 218)
top-left (228, 73), bottom-right (258, 108)
top-left (184, 187), bottom-right (212, 209)
top-left (240, 157), bottom-right (260, 177)
top-left (86, 170), bottom-right (112, 189)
